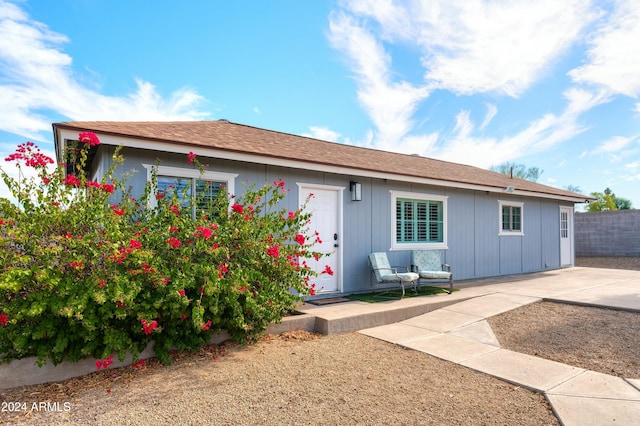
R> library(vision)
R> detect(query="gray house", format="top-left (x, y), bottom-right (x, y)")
top-left (53, 120), bottom-right (592, 296)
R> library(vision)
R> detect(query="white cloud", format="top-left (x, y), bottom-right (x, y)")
top-left (329, 0), bottom-right (603, 166)
top-left (0, 0), bottom-right (209, 141)
top-left (339, 0), bottom-right (598, 94)
top-left (563, 87), bottom-right (612, 117)
top-left (328, 11), bottom-right (429, 145)
top-left (412, 0), bottom-right (597, 96)
top-left (303, 126), bottom-right (344, 143)
top-left (624, 161), bottom-right (640, 171)
top-left (435, 88), bottom-right (609, 168)
top-left (337, 0), bottom-right (414, 41)
top-left (376, 132), bottom-right (439, 157)
top-left (480, 103), bottom-right (497, 130)
top-left (569, 0), bottom-right (640, 97)
top-left (594, 135), bottom-right (635, 154)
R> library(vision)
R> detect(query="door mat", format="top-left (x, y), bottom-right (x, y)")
top-left (306, 297), bottom-right (352, 306)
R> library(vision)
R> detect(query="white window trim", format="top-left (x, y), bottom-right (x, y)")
top-left (498, 200), bottom-right (524, 236)
top-left (390, 190), bottom-right (448, 250)
top-left (142, 164), bottom-right (238, 209)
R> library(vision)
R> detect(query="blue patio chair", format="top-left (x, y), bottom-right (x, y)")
top-left (411, 250), bottom-right (453, 294)
top-left (368, 252), bottom-right (419, 296)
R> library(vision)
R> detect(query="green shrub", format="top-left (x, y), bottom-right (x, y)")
top-left (0, 134), bottom-right (326, 366)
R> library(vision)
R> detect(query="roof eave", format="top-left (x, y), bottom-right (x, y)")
top-left (54, 124), bottom-right (590, 204)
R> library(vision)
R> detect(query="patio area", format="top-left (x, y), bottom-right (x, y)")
top-left (298, 266), bottom-right (640, 425)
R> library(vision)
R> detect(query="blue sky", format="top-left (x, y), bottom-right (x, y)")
top-left (1, 0), bottom-right (639, 208)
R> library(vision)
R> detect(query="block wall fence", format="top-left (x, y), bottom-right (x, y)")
top-left (575, 210), bottom-right (640, 257)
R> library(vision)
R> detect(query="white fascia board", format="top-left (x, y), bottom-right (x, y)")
top-left (56, 129), bottom-right (589, 204)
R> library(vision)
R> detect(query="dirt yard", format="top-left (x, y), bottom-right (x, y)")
top-left (576, 256), bottom-right (640, 271)
top-left (1, 257), bottom-right (638, 425)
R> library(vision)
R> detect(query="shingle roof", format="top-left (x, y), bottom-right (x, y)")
top-left (53, 120), bottom-right (591, 202)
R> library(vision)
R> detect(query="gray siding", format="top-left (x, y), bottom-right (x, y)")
top-left (499, 236), bottom-right (522, 275)
top-left (343, 178), bottom-right (373, 292)
top-left (94, 147), bottom-right (575, 294)
top-left (522, 200), bottom-right (543, 272)
top-left (474, 193), bottom-right (501, 278)
top-left (447, 190), bottom-right (475, 280)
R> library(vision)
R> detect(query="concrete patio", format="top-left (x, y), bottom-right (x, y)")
top-left (298, 267), bottom-right (640, 426)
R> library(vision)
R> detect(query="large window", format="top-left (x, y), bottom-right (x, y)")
top-left (391, 191), bottom-right (448, 250)
top-left (143, 164), bottom-right (237, 218)
top-left (499, 200), bottom-right (524, 236)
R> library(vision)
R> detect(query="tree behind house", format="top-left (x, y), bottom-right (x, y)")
top-left (587, 187), bottom-right (633, 211)
top-left (490, 162), bottom-right (543, 182)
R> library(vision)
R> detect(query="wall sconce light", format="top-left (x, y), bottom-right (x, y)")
top-left (350, 181), bottom-right (362, 201)
top-left (505, 186), bottom-right (515, 193)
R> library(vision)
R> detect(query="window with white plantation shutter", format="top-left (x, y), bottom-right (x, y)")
top-left (396, 199), bottom-right (443, 243)
top-left (391, 191), bottom-right (448, 250)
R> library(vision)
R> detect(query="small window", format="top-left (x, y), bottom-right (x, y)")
top-left (391, 191), bottom-right (447, 250)
top-left (560, 211), bottom-right (569, 239)
top-left (499, 201), bottom-right (524, 236)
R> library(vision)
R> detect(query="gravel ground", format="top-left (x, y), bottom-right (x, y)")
top-left (575, 256), bottom-right (640, 271)
top-left (489, 256), bottom-right (640, 380)
top-left (1, 332), bottom-right (557, 426)
top-left (1, 257), bottom-right (638, 425)
top-left (489, 302), bottom-right (640, 379)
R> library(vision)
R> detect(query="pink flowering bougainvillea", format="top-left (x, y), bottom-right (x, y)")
top-left (132, 359), bottom-right (145, 370)
top-left (322, 265), bottom-right (334, 276)
top-left (4, 142), bottom-right (55, 168)
top-left (166, 237), bottom-right (181, 249)
top-left (194, 226), bottom-right (213, 239)
top-left (231, 203), bottom-right (244, 214)
top-left (111, 205), bottom-right (125, 216)
top-left (266, 245), bottom-right (280, 258)
top-left (95, 354), bottom-right (114, 370)
top-left (141, 319), bottom-right (159, 335)
top-left (64, 174), bottom-right (81, 187)
top-left (69, 261), bottom-right (84, 270)
top-left (78, 131), bottom-right (100, 146)
top-left (0, 132), bottom-right (327, 367)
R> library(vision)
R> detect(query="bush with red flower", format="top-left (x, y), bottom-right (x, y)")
top-left (0, 132), bottom-right (327, 367)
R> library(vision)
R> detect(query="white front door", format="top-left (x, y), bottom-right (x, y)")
top-left (298, 184), bottom-right (342, 293)
top-left (560, 206), bottom-right (573, 266)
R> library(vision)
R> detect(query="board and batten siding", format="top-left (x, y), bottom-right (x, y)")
top-left (522, 199), bottom-right (543, 272)
top-left (94, 147), bottom-right (573, 293)
top-left (363, 186), bottom-right (571, 284)
top-left (473, 192), bottom-right (501, 278)
top-left (446, 190), bottom-right (476, 280)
